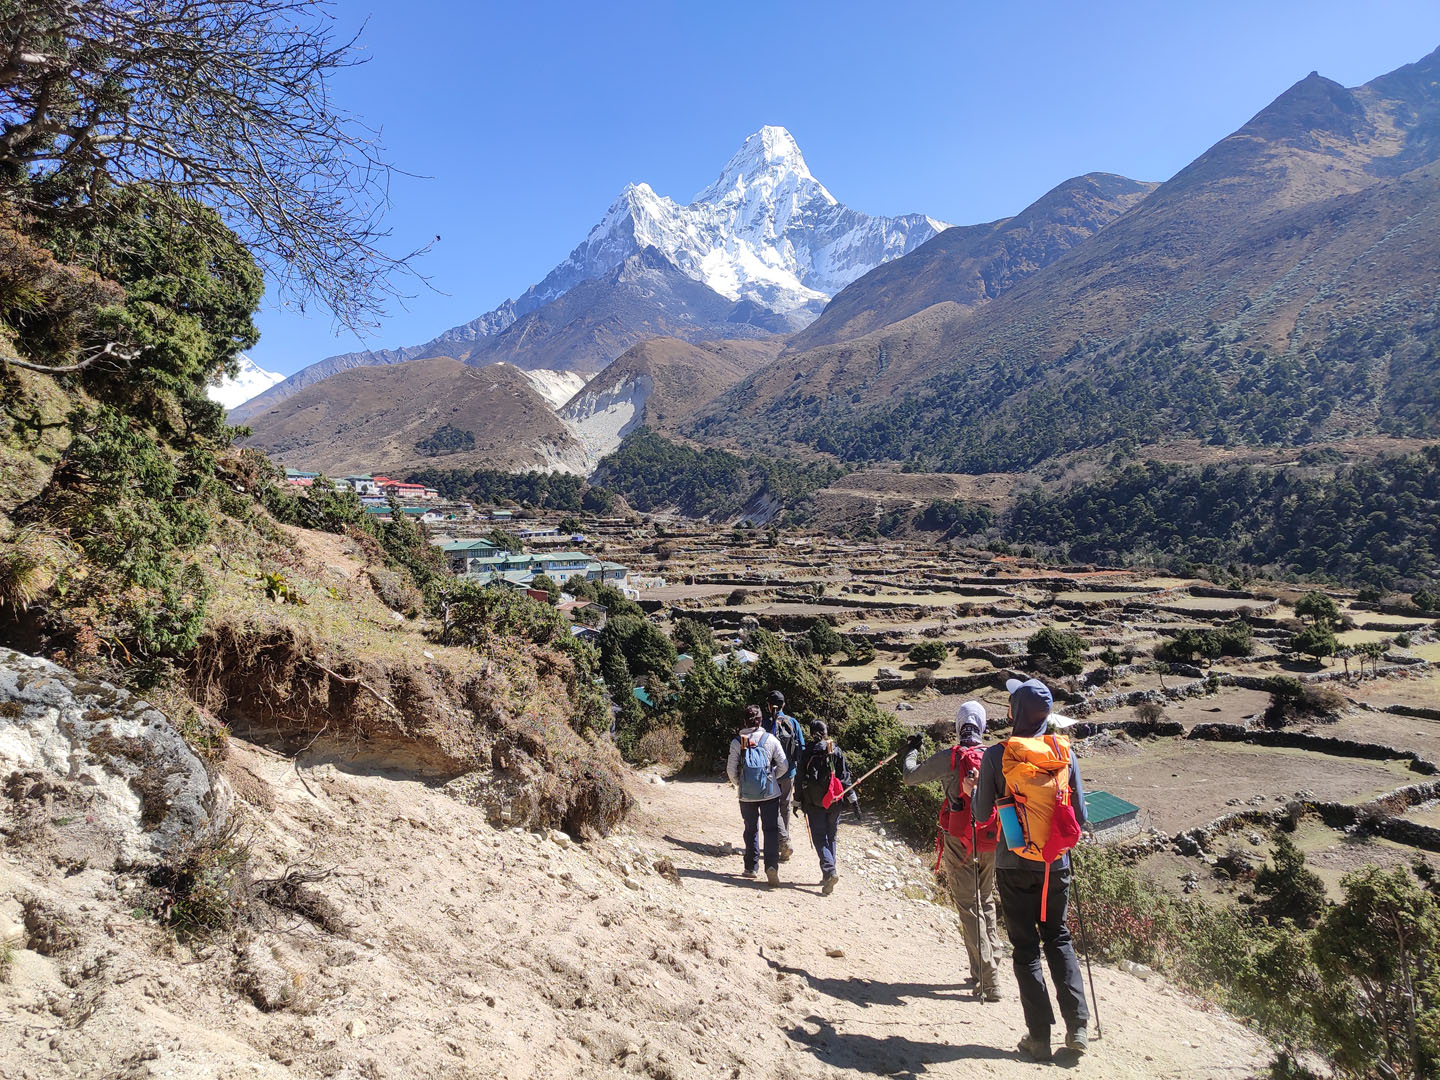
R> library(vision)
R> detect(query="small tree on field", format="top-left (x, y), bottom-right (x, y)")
top-left (1357, 639), bottom-right (1388, 676)
top-left (1295, 591), bottom-right (1341, 628)
top-left (907, 640), bottom-right (947, 667)
top-left (1291, 624), bottom-right (1339, 665)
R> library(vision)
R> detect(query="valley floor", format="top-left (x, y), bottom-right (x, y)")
top-left (2, 740), bottom-right (1269, 1079)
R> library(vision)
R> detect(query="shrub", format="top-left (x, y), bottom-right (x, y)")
top-left (914, 667), bottom-right (936, 688)
top-left (907, 640), bottom-right (948, 667)
top-left (633, 725), bottom-right (687, 770)
top-left (366, 567), bottom-right (421, 616)
top-left (142, 826), bottom-right (252, 942)
top-left (1412, 588), bottom-right (1436, 612)
top-left (845, 637), bottom-right (876, 665)
top-left (1255, 834), bottom-right (1327, 929)
top-left (1134, 700), bottom-right (1167, 723)
top-left (1396, 633), bottom-right (1413, 648)
top-left (1028, 626), bottom-right (1086, 675)
top-left (806, 618), bottom-right (845, 658)
top-left (725, 588), bottom-right (748, 606)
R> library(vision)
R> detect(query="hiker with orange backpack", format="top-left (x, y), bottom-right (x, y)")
top-left (969, 678), bottom-right (1090, 1063)
top-left (901, 701), bottom-right (1004, 1001)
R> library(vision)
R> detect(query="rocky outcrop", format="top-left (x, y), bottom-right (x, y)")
top-left (0, 649), bottom-right (232, 867)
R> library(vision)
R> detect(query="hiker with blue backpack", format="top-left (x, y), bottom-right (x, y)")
top-left (762, 690), bottom-right (805, 862)
top-left (901, 701), bottom-right (1004, 1001)
top-left (970, 677), bottom-right (1091, 1062)
top-left (793, 720), bottom-right (859, 895)
top-left (727, 704), bottom-right (789, 886)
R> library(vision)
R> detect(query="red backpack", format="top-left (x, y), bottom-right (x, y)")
top-left (933, 745), bottom-right (1000, 872)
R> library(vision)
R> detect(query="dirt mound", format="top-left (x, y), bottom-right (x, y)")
top-left (2, 735), bottom-right (1269, 1079)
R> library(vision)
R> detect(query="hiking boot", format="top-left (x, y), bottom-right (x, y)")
top-left (741, 869), bottom-right (757, 880)
top-left (821, 872), bottom-right (838, 895)
top-left (981, 987), bottom-right (1002, 1003)
top-left (766, 867), bottom-right (780, 887)
top-left (1016, 1034), bottom-right (1052, 1062)
top-left (779, 843), bottom-right (794, 862)
top-left (1064, 1028), bottom-right (1089, 1054)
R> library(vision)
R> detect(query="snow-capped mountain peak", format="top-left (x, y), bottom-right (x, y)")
top-left (208, 353), bottom-right (285, 411)
top-left (520, 125), bottom-right (947, 320)
top-left (695, 124), bottom-right (829, 204)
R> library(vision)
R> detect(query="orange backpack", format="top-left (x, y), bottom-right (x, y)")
top-left (998, 734), bottom-right (1083, 919)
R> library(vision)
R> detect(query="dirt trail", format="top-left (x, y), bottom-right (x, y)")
top-left (1, 740), bottom-right (1269, 1079)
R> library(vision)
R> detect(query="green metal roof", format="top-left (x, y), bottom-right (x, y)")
top-left (1085, 790), bottom-right (1140, 826)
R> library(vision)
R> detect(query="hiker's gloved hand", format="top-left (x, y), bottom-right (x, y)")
top-left (904, 732), bottom-right (924, 754)
top-left (961, 769), bottom-right (978, 798)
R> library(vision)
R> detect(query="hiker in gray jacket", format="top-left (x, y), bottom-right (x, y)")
top-left (902, 700), bottom-right (1003, 1001)
top-left (726, 704), bottom-right (788, 886)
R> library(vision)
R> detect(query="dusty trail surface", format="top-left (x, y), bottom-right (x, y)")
top-left (1, 741), bottom-right (1268, 1079)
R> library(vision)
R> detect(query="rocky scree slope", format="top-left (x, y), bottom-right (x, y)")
top-left (559, 336), bottom-right (785, 467)
top-left (232, 125), bottom-right (942, 421)
top-left (694, 47), bottom-right (1440, 470)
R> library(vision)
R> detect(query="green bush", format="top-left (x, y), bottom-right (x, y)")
top-left (1027, 626), bottom-right (1086, 675)
top-left (806, 618), bottom-right (845, 658)
top-left (907, 640), bottom-right (948, 667)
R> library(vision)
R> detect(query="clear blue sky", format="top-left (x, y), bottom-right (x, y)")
top-left (249, 0), bottom-right (1440, 375)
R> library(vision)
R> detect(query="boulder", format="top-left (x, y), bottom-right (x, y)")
top-left (0, 648), bottom-right (232, 868)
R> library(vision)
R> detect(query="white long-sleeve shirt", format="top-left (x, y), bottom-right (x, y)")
top-left (726, 725), bottom-right (786, 802)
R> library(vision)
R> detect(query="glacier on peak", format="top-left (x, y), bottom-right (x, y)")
top-left (494, 124), bottom-right (947, 322)
top-left (207, 353), bottom-right (285, 411)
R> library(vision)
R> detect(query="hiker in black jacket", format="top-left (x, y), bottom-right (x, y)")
top-left (793, 720), bottom-right (858, 895)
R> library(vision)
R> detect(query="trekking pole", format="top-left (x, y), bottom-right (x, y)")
top-left (971, 816), bottom-right (986, 1004)
top-left (1068, 847), bottom-right (1103, 1039)
top-left (836, 752), bottom-right (898, 801)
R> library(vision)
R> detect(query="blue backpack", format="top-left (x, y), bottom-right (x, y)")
top-left (738, 732), bottom-right (777, 800)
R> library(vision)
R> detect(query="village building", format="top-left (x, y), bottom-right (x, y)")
top-left (1083, 791), bottom-right (1142, 841)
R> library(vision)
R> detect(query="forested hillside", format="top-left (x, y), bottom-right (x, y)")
top-left (593, 428), bottom-right (843, 521)
top-left (1005, 446), bottom-right (1440, 589)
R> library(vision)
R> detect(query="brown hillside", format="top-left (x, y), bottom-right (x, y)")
top-left (788, 173), bottom-right (1156, 352)
top-left (241, 357), bottom-right (588, 476)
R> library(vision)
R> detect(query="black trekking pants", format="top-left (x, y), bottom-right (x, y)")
top-left (997, 866), bottom-right (1090, 1039)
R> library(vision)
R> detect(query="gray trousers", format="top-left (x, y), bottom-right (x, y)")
top-left (941, 835), bottom-right (1002, 993)
top-left (777, 775), bottom-right (795, 846)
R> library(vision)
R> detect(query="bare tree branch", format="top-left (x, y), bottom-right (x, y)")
top-left (0, 0), bottom-right (425, 331)
top-left (0, 340), bottom-right (141, 373)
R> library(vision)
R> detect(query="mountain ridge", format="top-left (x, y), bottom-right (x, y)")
top-left (688, 47), bottom-right (1440, 472)
top-left (233, 126), bottom-right (942, 421)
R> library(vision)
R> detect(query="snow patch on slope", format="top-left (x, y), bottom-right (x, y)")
top-left (515, 367), bottom-right (588, 409)
top-left (208, 354), bottom-right (285, 411)
top-left (559, 373), bottom-right (654, 471)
